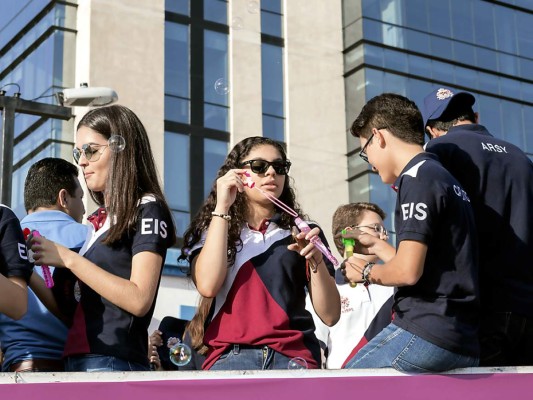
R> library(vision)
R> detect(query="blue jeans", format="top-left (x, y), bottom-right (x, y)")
top-left (344, 323), bottom-right (479, 373)
top-left (209, 345), bottom-right (300, 371)
top-left (64, 354), bottom-right (150, 372)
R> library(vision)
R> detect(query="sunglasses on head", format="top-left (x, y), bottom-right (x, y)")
top-left (72, 143), bottom-right (109, 164)
top-left (240, 159), bottom-right (291, 175)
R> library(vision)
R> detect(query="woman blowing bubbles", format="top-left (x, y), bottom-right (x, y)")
top-left (181, 136), bottom-right (340, 370)
top-left (30, 105), bottom-right (176, 372)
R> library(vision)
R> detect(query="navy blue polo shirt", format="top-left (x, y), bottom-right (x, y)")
top-left (392, 153), bottom-right (479, 357)
top-left (64, 198), bottom-right (174, 365)
top-left (426, 125), bottom-right (533, 317)
top-left (189, 215), bottom-right (335, 370)
top-left (0, 205), bottom-right (32, 283)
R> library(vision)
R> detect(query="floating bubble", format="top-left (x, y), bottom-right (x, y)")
top-left (247, 0), bottom-right (259, 14)
top-left (214, 78), bottom-right (230, 95)
top-left (232, 16), bottom-right (243, 30)
top-left (108, 135), bottom-right (126, 152)
top-left (287, 357), bottom-right (308, 372)
top-left (169, 340), bottom-right (192, 367)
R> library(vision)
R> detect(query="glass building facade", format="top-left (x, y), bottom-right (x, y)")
top-left (0, 0), bottom-right (76, 216)
top-left (343, 0), bottom-right (533, 238)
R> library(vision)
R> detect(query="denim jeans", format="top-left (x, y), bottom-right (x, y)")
top-left (209, 345), bottom-right (303, 371)
top-left (480, 311), bottom-right (533, 367)
top-left (344, 323), bottom-right (479, 373)
top-left (64, 354), bottom-right (150, 372)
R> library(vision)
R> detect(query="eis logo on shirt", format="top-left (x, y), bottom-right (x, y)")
top-left (401, 202), bottom-right (428, 221)
top-left (141, 218), bottom-right (168, 238)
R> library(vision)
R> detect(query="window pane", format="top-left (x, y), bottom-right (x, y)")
top-left (261, 11), bottom-right (282, 37)
top-left (166, 0), bottom-right (189, 16)
top-left (261, 43), bottom-right (284, 117)
top-left (473, 3), bottom-right (495, 48)
top-left (262, 0), bottom-right (281, 14)
top-left (204, 139), bottom-right (228, 198)
top-left (204, 103), bottom-right (228, 131)
top-left (262, 115), bottom-right (285, 142)
top-left (165, 22), bottom-right (189, 98)
top-left (204, 30), bottom-right (228, 106)
top-left (164, 132), bottom-right (190, 212)
top-left (204, 0), bottom-right (227, 24)
top-left (428, 1), bottom-right (451, 37)
top-left (172, 210), bottom-right (190, 238)
top-left (165, 95), bottom-right (190, 123)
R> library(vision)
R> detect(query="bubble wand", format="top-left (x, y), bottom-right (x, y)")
top-left (243, 172), bottom-right (339, 266)
top-left (341, 228), bottom-right (357, 287)
top-left (23, 228), bottom-right (54, 288)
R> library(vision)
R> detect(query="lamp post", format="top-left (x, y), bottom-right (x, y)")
top-left (0, 86), bottom-right (118, 206)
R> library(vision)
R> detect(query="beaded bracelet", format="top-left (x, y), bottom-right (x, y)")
top-left (362, 262), bottom-right (375, 285)
top-left (211, 212), bottom-right (231, 221)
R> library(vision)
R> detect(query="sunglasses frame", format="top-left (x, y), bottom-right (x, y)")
top-left (73, 143), bottom-right (109, 164)
top-left (240, 159), bottom-right (291, 175)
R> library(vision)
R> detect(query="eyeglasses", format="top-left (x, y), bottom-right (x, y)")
top-left (73, 143), bottom-right (109, 164)
top-left (349, 223), bottom-right (388, 237)
top-left (240, 159), bottom-right (291, 175)
top-left (359, 135), bottom-right (374, 163)
top-left (359, 127), bottom-right (387, 163)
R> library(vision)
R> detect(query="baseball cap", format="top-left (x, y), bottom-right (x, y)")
top-left (422, 87), bottom-right (475, 128)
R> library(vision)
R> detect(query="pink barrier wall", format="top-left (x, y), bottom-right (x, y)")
top-left (1, 370), bottom-right (532, 400)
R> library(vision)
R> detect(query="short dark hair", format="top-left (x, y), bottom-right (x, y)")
top-left (24, 158), bottom-right (80, 212)
top-left (332, 202), bottom-right (386, 254)
top-left (426, 110), bottom-right (476, 138)
top-left (350, 93), bottom-right (425, 146)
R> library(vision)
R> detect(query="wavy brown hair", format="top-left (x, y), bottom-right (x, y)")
top-left (77, 105), bottom-right (176, 245)
top-left (184, 296), bottom-right (213, 355)
top-left (181, 136), bottom-right (306, 265)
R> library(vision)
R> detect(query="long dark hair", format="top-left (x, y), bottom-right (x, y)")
top-left (77, 105), bottom-right (176, 245)
top-left (181, 136), bottom-right (306, 265)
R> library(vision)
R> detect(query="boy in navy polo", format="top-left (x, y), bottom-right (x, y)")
top-left (0, 204), bottom-right (32, 320)
top-left (422, 87), bottom-right (533, 366)
top-left (342, 93), bottom-right (479, 373)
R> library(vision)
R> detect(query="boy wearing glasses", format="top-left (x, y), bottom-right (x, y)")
top-left (343, 93), bottom-right (479, 373)
top-left (306, 202), bottom-right (394, 368)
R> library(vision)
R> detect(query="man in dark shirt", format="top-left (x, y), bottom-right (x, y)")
top-left (422, 87), bottom-right (533, 367)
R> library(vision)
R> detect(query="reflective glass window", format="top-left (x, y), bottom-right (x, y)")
top-left (403, 0), bottom-right (427, 31)
top-left (493, 7), bottom-right (517, 54)
top-left (166, 0), bottom-right (189, 16)
top-left (164, 132), bottom-right (190, 213)
top-left (261, 10), bottom-right (283, 38)
top-left (204, 139), bottom-right (227, 198)
top-left (477, 96), bottom-right (502, 140)
top-left (261, 43), bottom-right (284, 118)
top-left (204, 30), bottom-right (228, 106)
top-left (428, 1), bottom-right (451, 37)
top-left (516, 12), bottom-right (533, 58)
top-left (473, 3), bottom-right (495, 48)
top-left (204, 0), bottom-right (227, 24)
top-left (523, 106), bottom-right (533, 154)
top-left (501, 101), bottom-right (524, 148)
top-left (451, 3), bottom-right (473, 43)
top-left (165, 22), bottom-right (189, 98)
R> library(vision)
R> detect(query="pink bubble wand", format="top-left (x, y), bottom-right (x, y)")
top-left (243, 172), bottom-right (339, 266)
top-left (23, 228), bottom-right (54, 288)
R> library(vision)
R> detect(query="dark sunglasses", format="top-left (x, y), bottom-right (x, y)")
top-left (73, 143), bottom-right (109, 164)
top-left (240, 159), bottom-right (291, 175)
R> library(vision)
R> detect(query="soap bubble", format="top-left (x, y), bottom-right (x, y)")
top-left (108, 135), bottom-right (126, 152)
top-left (169, 340), bottom-right (192, 367)
top-left (214, 78), bottom-right (230, 95)
top-left (287, 357), bottom-right (308, 372)
top-left (232, 16), bottom-right (243, 30)
top-left (247, 0), bottom-right (259, 14)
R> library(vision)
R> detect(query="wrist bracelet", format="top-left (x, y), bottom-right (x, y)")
top-left (211, 212), bottom-right (231, 221)
top-left (362, 262), bottom-right (375, 285)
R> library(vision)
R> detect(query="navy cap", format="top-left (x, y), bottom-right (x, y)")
top-left (422, 87), bottom-right (475, 128)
